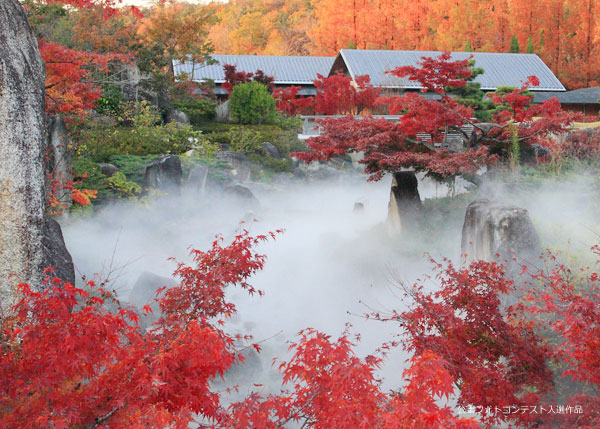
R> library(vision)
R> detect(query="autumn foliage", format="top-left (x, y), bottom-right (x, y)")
top-left (203, 0), bottom-right (600, 89)
top-left (296, 52), bottom-right (576, 181)
top-left (372, 259), bottom-right (554, 427)
top-left (222, 64), bottom-right (275, 95)
top-left (3, 224), bottom-right (600, 427)
top-left (0, 231), bottom-right (279, 427)
top-left (273, 86), bottom-right (313, 115)
top-left (312, 73), bottom-right (379, 115)
top-left (40, 40), bottom-right (128, 116)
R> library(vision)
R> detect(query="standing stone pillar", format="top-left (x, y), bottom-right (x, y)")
top-left (387, 171), bottom-right (423, 234)
top-left (0, 0), bottom-right (47, 308)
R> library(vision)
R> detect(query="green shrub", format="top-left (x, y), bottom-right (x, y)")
top-left (75, 101), bottom-right (216, 160)
top-left (94, 85), bottom-right (125, 117)
top-left (106, 172), bottom-right (142, 198)
top-left (173, 99), bottom-right (217, 124)
top-left (107, 154), bottom-right (159, 184)
top-left (229, 82), bottom-right (276, 125)
top-left (197, 122), bottom-right (306, 158)
top-left (272, 113), bottom-right (303, 132)
top-left (72, 157), bottom-right (109, 193)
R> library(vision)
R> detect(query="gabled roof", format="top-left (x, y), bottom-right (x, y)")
top-left (173, 54), bottom-right (335, 85)
top-left (335, 50), bottom-right (566, 92)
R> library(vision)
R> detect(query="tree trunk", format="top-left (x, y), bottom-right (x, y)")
top-left (0, 0), bottom-right (47, 309)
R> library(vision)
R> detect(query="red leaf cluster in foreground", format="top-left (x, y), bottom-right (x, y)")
top-left (2, 229), bottom-right (600, 427)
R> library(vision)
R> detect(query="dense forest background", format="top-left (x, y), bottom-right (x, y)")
top-left (28, 0), bottom-right (600, 90)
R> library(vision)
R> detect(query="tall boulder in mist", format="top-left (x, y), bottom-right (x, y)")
top-left (387, 171), bottom-right (422, 233)
top-left (0, 0), bottom-right (47, 308)
top-left (461, 199), bottom-right (540, 267)
top-left (143, 155), bottom-right (183, 192)
top-left (224, 185), bottom-right (261, 210)
top-left (187, 162), bottom-right (209, 194)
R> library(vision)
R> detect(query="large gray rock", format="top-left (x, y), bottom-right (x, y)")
top-left (98, 163), bottom-right (118, 178)
top-left (0, 0), bottom-right (47, 307)
top-left (46, 115), bottom-right (73, 210)
top-left (143, 155), bottom-right (182, 191)
top-left (261, 142), bottom-right (281, 159)
top-left (120, 63), bottom-right (141, 101)
top-left (217, 151), bottom-right (252, 181)
top-left (215, 100), bottom-right (231, 122)
top-left (128, 271), bottom-right (178, 328)
top-left (387, 171), bottom-right (422, 234)
top-left (187, 162), bottom-right (209, 194)
top-left (166, 109), bottom-right (190, 125)
top-left (41, 216), bottom-right (75, 285)
top-left (224, 185), bottom-right (260, 210)
top-left (461, 199), bottom-right (540, 265)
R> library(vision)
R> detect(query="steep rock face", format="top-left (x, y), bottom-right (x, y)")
top-left (0, 0), bottom-right (47, 306)
top-left (461, 199), bottom-right (540, 265)
top-left (387, 171), bottom-right (422, 233)
top-left (41, 216), bottom-right (75, 285)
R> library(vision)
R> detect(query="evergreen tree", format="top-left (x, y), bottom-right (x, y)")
top-left (464, 40), bottom-right (472, 52)
top-left (447, 61), bottom-right (495, 122)
top-left (510, 35), bottom-right (520, 53)
top-left (526, 36), bottom-right (534, 54)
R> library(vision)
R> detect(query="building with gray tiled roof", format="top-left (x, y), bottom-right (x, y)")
top-left (173, 50), bottom-right (566, 101)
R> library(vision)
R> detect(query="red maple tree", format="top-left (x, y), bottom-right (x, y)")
top-left (273, 86), bottom-right (313, 115)
top-left (222, 64), bottom-right (275, 95)
top-left (0, 230), bottom-right (279, 427)
top-left (370, 258), bottom-right (554, 427)
top-left (40, 39), bottom-right (129, 117)
top-left (223, 327), bottom-right (479, 428)
top-left (518, 247), bottom-right (600, 428)
top-left (295, 52), bottom-right (577, 182)
top-left (312, 72), bottom-right (379, 115)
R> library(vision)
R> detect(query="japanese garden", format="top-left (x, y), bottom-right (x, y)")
top-left (1, 0), bottom-right (600, 427)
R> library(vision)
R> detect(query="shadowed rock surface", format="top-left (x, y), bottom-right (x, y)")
top-left (217, 151), bottom-right (252, 181)
top-left (143, 155), bottom-right (182, 191)
top-left (41, 216), bottom-right (75, 285)
top-left (0, 0), bottom-right (47, 307)
top-left (387, 171), bottom-right (422, 233)
top-left (461, 199), bottom-right (540, 266)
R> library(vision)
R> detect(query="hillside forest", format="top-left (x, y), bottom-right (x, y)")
top-left (29, 0), bottom-right (600, 90)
